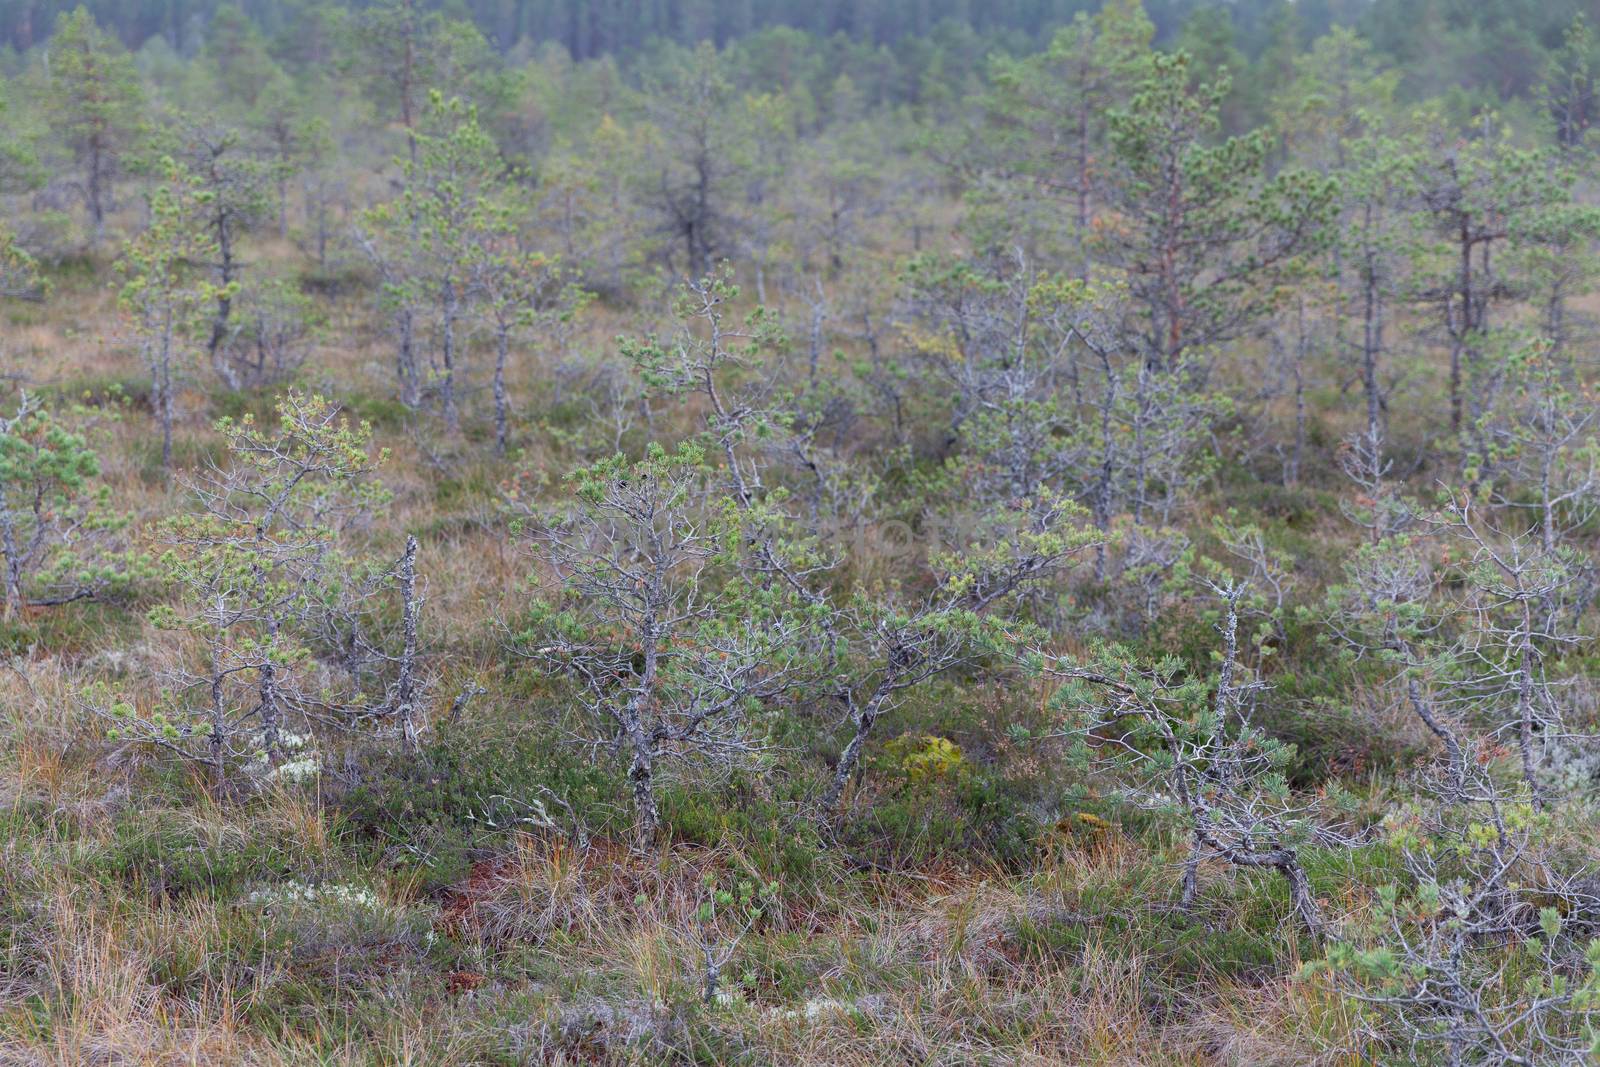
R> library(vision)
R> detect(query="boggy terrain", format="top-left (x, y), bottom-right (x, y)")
top-left (4, 1), bottom-right (1600, 1063)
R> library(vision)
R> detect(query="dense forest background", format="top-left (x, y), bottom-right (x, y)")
top-left (0, 0), bottom-right (1593, 100)
top-left (7, 0), bottom-right (1600, 1063)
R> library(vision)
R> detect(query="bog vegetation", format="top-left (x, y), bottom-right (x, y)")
top-left (4, 0), bottom-right (1600, 1063)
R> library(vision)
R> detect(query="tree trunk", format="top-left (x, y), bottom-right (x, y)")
top-left (1179, 829), bottom-right (1202, 909)
top-left (493, 326), bottom-right (509, 455)
top-left (627, 607), bottom-right (662, 850)
top-left (396, 306), bottom-right (419, 408)
top-left (157, 312), bottom-right (175, 472)
top-left (1076, 100), bottom-right (1092, 281)
top-left (702, 942), bottom-right (722, 1005)
top-left (628, 740), bottom-right (658, 849)
top-left (441, 285), bottom-right (459, 432)
top-left (259, 614), bottom-right (282, 762)
top-left (1279, 857), bottom-right (1323, 940)
top-left (208, 213), bottom-right (236, 365)
top-left (1287, 297), bottom-right (1307, 486)
top-left (394, 535), bottom-right (420, 754)
top-left (87, 137), bottom-right (106, 245)
top-left (1517, 626), bottom-right (1542, 810)
top-left (209, 616), bottom-right (228, 785)
top-left (821, 689), bottom-right (887, 815)
top-left (1449, 218), bottom-right (1470, 433)
top-left (1362, 234), bottom-right (1383, 443)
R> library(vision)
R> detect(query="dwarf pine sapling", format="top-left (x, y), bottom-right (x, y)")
top-left (1437, 491), bottom-right (1589, 809)
top-left (116, 159), bottom-right (214, 471)
top-left (822, 489), bottom-right (1106, 816)
top-left (1316, 749), bottom-right (1600, 1065)
top-left (474, 240), bottom-right (588, 455)
top-left (1046, 575), bottom-right (1349, 937)
top-left (0, 225), bottom-right (46, 302)
top-left (512, 440), bottom-right (821, 849)
top-left (690, 870), bottom-right (780, 1006)
top-left (100, 393), bottom-right (395, 781)
top-left (356, 93), bottom-right (507, 430)
top-left (43, 8), bottom-right (142, 244)
top-left (160, 114), bottom-right (275, 373)
top-left (1321, 532), bottom-right (1467, 790)
top-left (622, 268), bottom-right (1109, 819)
top-left (0, 394), bottom-right (139, 618)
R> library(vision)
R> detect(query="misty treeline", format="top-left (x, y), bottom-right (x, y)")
top-left (0, 0), bottom-right (1594, 107)
top-left (7, 0), bottom-right (1600, 1060)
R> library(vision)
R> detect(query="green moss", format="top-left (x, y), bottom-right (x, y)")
top-left (339, 390), bottom-right (414, 430)
top-left (658, 778), bottom-right (827, 893)
top-left (91, 806), bottom-right (328, 900)
top-left (335, 721), bottom-right (622, 894)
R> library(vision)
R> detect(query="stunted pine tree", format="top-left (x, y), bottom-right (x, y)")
top-left (898, 259), bottom-right (1217, 624)
top-left (784, 128), bottom-right (887, 280)
top-left (198, 2), bottom-right (281, 108)
top-left (1332, 130), bottom-right (1424, 448)
top-left (918, 262), bottom-right (1222, 533)
top-left (619, 267), bottom-right (841, 657)
top-left (104, 393), bottom-right (397, 781)
top-left (251, 76), bottom-right (327, 240)
top-left (0, 225), bottom-right (46, 302)
top-left (1314, 338), bottom-right (1600, 1064)
top-left (346, 8), bottom-right (505, 411)
top-left (1098, 50), bottom-right (1337, 374)
top-left (475, 241), bottom-right (587, 455)
top-left (116, 159), bottom-right (215, 471)
top-left (964, 0), bottom-right (1152, 269)
top-left (620, 268), bottom-right (1108, 819)
top-left (1320, 401), bottom-right (1469, 785)
top-left (1539, 13), bottom-right (1598, 153)
top-left (0, 76), bottom-right (45, 200)
top-left (636, 43), bottom-right (752, 279)
top-left (1472, 339), bottom-right (1600, 555)
top-left (895, 253), bottom-right (1074, 473)
top-left (161, 115), bottom-right (276, 377)
top-left (1410, 120), bottom-right (1561, 437)
top-left (1321, 797), bottom-right (1600, 1065)
top-left (0, 394), bottom-right (138, 619)
top-left (1322, 532), bottom-right (1465, 784)
top-left (822, 488), bottom-right (1106, 816)
top-left (1436, 335), bottom-right (1600, 804)
top-left (43, 7), bottom-right (142, 245)
top-left (1506, 177), bottom-right (1600, 363)
top-left (341, 0), bottom-right (500, 166)
top-left (1438, 494), bottom-right (1591, 809)
top-left (530, 121), bottom-right (650, 299)
top-left (226, 276), bottom-right (319, 391)
top-left (357, 93), bottom-right (504, 429)
top-left (1317, 713), bottom-right (1600, 1064)
top-left (1272, 26), bottom-right (1398, 175)
top-left (1048, 574), bottom-right (1347, 937)
top-left (510, 441), bottom-right (821, 849)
